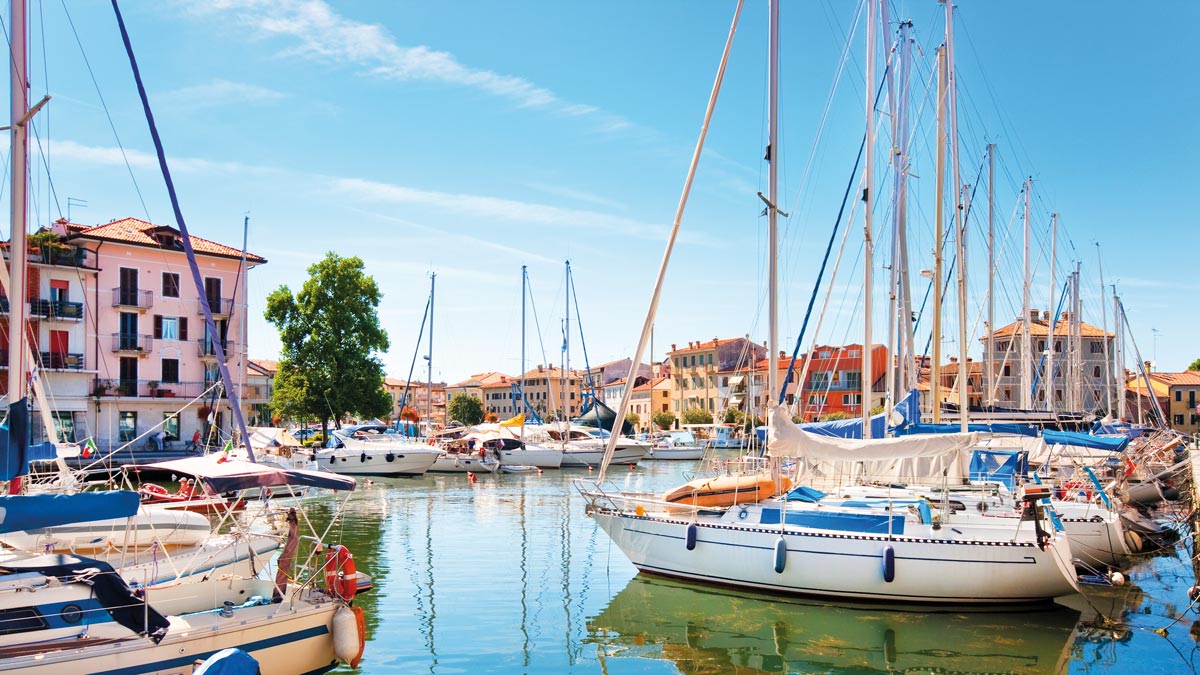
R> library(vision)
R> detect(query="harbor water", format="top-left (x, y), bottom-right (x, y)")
top-left (306, 460), bottom-right (1198, 674)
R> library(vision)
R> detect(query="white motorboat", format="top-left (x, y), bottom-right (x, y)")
top-left (527, 425), bottom-right (647, 467)
top-left (429, 449), bottom-right (500, 473)
top-left (647, 431), bottom-right (704, 460)
top-left (318, 428), bottom-right (440, 476)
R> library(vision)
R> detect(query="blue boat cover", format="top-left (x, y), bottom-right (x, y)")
top-left (0, 491), bottom-right (140, 533)
top-left (1042, 430), bottom-right (1129, 453)
top-left (760, 507), bottom-right (906, 535)
top-left (780, 388), bottom-right (923, 440)
top-left (968, 450), bottom-right (1027, 489)
top-left (194, 648), bottom-right (260, 675)
top-left (897, 422), bottom-right (1039, 437)
top-left (784, 485), bottom-right (828, 502)
top-left (0, 399), bottom-right (57, 481)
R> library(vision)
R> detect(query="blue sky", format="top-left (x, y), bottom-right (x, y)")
top-left (11, 0), bottom-right (1198, 384)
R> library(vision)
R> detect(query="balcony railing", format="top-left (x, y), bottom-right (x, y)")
top-left (93, 378), bottom-right (227, 399)
top-left (110, 333), bottom-right (154, 353)
top-left (39, 352), bottom-right (84, 370)
top-left (242, 383), bottom-right (273, 401)
top-left (112, 288), bottom-right (154, 310)
top-left (198, 297), bottom-right (233, 317)
top-left (30, 299), bottom-right (84, 321)
top-left (33, 246), bottom-right (89, 268)
top-left (198, 339), bottom-right (230, 359)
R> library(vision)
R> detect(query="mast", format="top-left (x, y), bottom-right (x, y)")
top-left (427, 273), bottom-right (435, 432)
top-left (766, 0), bottom-right (780, 432)
top-left (985, 143), bottom-right (996, 405)
top-left (238, 215), bottom-right (249, 417)
top-left (1096, 244), bottom-right (1111, 416)
top-left (943, 0), bottom-right (967, 431)
top-left (931, 45), bottom-right (946, 423)
top-left (896, 21), bottom-right (916, 399)
top-left (521, 266), bottom-right (527, 423)
top-left (1020, 179), bottom-right (1033, 410)
top-left (1045, 213), bottom-right (1057, 412)
top-left (8, 0), bottom-right (29, 444)
top-left (883, 11), bottom-right (898, 422)
top-left (1114, 286), bottom-right (1125, 420)
top-left (861, 0), bottom-right (876, 438)
top-left (563, 260), bottom-right (570, 424)
top-left (1071, 262), bottom-right (1082, 411)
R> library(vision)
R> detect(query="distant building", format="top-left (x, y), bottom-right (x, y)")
top-left (585, 358), bottom-right (652, 388)
top-left (784, 344), bottom-right (888, 422)
top-left (246, 359), bottom-right (277, 425)
top-left (667, 337), bottom-right (766, 423)
top-left (1127, 369), bottom-right (1200, 433)
top-left (630, 376), bottom-right (673, 432)
top-left (383, 376), bottom-right (446, 425)
top-left (984, 309), bottom-right (1114, 411)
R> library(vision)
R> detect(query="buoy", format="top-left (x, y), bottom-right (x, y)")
top-left (634, 504), bottom-right (645, 516)
top-left (774, 537), bottom-right (787, 574)
top-left (685, 523), bottom-right (698, 550)
top-left (588, 466), bottom-right (594, 472)
top-left (1109, 571), bottom-right (1126, 586)
top-left (882, 545), bottom-right (896, 583)
top-left (536, 469), bottom-right (543, 475)
top-left (323, 545), bottom-right (358, 601)
top-left (468, 472), bottom-right (477, 484)
top-left (364, 479), bottom-right (375, 487)
top-left (333, 605), bottom-right (367, 667)
top-left (1124, 530), bottom-right (1143, 554)
top-left (629, 464), bottom-right (635, 470)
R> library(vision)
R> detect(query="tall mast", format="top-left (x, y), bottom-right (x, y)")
top-left (861, 0), bottom-right (876, 438)
top-left (563, 260), bottom-right (570, 423)
top-left (766, 0), bottom-right (780, 432)
top-left (521, 265), bottom-right (527, 422)
top-left (427, 273), bottom-right (435, 431)
top-left (931, 45), bottom-right (947, 423)
top-left (956, 182), bottom-right (970, 431)
top-left (1020, 179), bottom-right (1033, 409)
top-left (1045, 213), bottom-right (1057, 411)
top-left (1096, 244), bottom-right (1111, 416)
top-left (943, 0), bottom-right (967, 431)
top-left (884, 10), bottom-right (899, 420)
top-left (896, 21), bottom-right (916, 399)
top-left (8, 0), bottom-right (29, 433)
top-left (1114, 286), bottom-right (1125, 420)
top-left (1071, 262), bottom-right (1082, 411)
top-left (985, 143), bottom-right (996, 405)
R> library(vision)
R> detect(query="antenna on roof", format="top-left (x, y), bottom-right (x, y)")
top-left (66, 197), bottom-right (87, 222)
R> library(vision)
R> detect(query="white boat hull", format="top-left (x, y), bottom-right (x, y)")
top-left (499, 444), bottom-right (563, 469)
top-left (430, 452), bottom-right (500, 473)
top-left (648, 446), bottom-right (705, 460)
top-left (0, 506), bottom-right (211, 552)
top-left (316, 446), bottom-right (439, 476)
top-left (560, 444), bottom-right (646, 468)
top-left (588, 506), bottom-right (1078, 604)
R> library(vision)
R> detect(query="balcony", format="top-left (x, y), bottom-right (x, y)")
top-left (111, 333), bottom-right (154, 354)
top-left (197, 338), bottom-right (230, 360)
top-left (30, 299), bottom-right (84, 322)
top-left (112, 288), bottom-right (154, 311)
top-left (197, 297), bottom-right (233, 318)
top-left (93, 378), bottom-right (221, 399)
top-left (39, 352), bottom-right (84, 370)
top-left (32, 246), bottom-right (90, 268)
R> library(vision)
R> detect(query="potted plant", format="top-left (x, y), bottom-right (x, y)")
top-left (147, 380), bottom-right (159, 396)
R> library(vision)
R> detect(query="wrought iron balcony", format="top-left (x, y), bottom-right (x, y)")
top-left (39, 352), bottom-right (84, 370)
top-left (93, 377), bottom-right (215, 398)
top-left (197, 338), bottom-right (230, 359)
top-left (197, 297), bottom-right (233, 318)
top-left (30, 299), bottom-right (83, 321)
top-left (111, 287), bottom-right (154, 310)
top-left (111, 332), bottom-right (154, 353)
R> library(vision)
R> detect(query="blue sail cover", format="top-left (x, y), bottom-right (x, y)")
top-left (897, 422), bottom-right (1039, 437)
top-left (769, 388), bottom-right (923, 440)
top-left (968, 450), bottom-right (1027, 489)
top-left (1042, 430), bottom-right (1129, 453)
top-left (0, 399), bottom-right (56, 481)
top-left (0, 491), bottom-right (141, 533)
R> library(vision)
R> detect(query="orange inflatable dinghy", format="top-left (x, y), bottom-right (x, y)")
top-left (662, 474), bottom-right (790, 507)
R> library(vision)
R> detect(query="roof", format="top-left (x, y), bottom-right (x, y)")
top-left (940, 359), bottom-right (985, 375)
top-left (633, 376), bottom-right (670, 392)
top-left (67, 217), bottom-right (266, 264)
top-left (518, 365), bottom-right (583, 380)
top-left (1126, 373), bottom-right (1171, 397)
top-left (987, 316), bottom-right (1112, 339)
top-left (1155, 371), bottom-right (1200, 387)
top-left (248, 359), bottom-right (278, 375)
top-left (383, 377), bottom-right (407, 388)
top-left (668, 337), bottom-right (746, 355)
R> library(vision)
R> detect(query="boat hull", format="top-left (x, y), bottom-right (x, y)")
top-left (429, 453), bottom-right (500, 473)
top-left (648, 446), bottom-right (705, 460)
top-left (560, 445), bottom-right (646, 468)
top-left (499, 444), bottom-right (563, 469)
top-left (0, 507), bottom-right (210, 552)
top-left (316, 447), bottom-right (439, 476)
top-left (589, 508), bottom-right (1078, 604)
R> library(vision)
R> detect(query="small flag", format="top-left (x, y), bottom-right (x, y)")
top-left (82, 438), bottom-right (97, 459)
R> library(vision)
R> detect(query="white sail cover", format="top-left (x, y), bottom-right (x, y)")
top-left (766, 405), bottom-right (979, 487)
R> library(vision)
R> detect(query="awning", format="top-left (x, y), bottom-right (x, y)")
top-left (131, 456), bottom-right (356, 493)
top-left (0, 491), bottom-right (140, 533)
top-left (727, 376), bottom-right (745, 387)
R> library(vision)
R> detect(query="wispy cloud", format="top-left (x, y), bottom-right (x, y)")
top-left (158, 79), bottom-right (287, 109)
top-left (188, 0), bottom-right (630, 130)
top-left (523, 181), bottom-right (625, 211)
top-left (50, 139), bottom-right (253, 174)
top-left (344, 208), bottom-right (561, 266)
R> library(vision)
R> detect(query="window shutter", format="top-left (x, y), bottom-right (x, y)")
top-left (153, 315), bottom-right (163, 339)
top-left (179, 317), bottom-right (189, 342)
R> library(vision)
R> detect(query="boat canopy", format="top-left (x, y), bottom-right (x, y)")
top-left (898, 422), bottom-right (1039, 437)
top-left (768, 406), bottom-right (978, 461)
top-left (247, 426), bottom-right (303, 448)
top-left (0, 491), bottom-right (140, 533)
top-left (1042, 430), bottom-right (1129, 453)
top-left (132, 456), bottom-right (356, 493)
top-left (779, 388), bottom-right (922, 440)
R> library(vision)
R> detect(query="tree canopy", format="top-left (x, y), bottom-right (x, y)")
top-left (681, 407), bottom-right (713, 425)
top-left (448, 394), bottom-right (484, 426)
top-left (265, 253), bottom-right (392, 430)
top-left (651, 411), bottom-right (676, 431)
top-left (1189, 358), bottom-right (1200, 371)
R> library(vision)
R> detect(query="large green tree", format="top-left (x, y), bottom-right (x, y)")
top-left (447, 394), bottom-right (484, 426)
top-left (681, 406), bottom-right (713, 425)
top-left (651, 411), bottom-right (676, 431)
top-left (265, 253), bottom-right (392, 434)
top-left (1189, 358), bottom-right (1200, 371)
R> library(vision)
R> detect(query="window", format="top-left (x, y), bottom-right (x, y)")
top-left (1003, 365), bottom-right (1011, 377)
top-left (842, 393), bottom-right (862, 406)
top-left (119, 411), bottom-right (137, 442)
top-left (162, 413), bottom-right (179, 441)
top-left (1037, 341), bottom-right (1046, 352)
top-left (0, 607), bottom-right (48, 636)
top-left (1003, 388), bottom-right (1012, 401)
top-left (707, 354), bottom-right (713, 365)
top-left (819, 350), bottom-right (831, 359)
top-left (162, 358), bottom-right (180, 384)
top-left (154, 316), bottom-right (180, 341)
top-left (1093, 366), bottom-right (1101, 378)
top-left (1091, 341), bottom-right (1104, 354)
top-left (811, 372), bottom-right (830, 388)
top-left (722, 376), bottom-right (729, 387)
top-left (49, 279), bottom-right (68, 303)
top-left (1054, 341), bottom-right (1063, 353)
top-left (1176, 390), bottom-right (1183, 402)
top-left (51, 411), bottom-right (75, 443)
top-left (162, 273), bottom-right (180, 298)
top-left (1174, 414), bottom-right (1184, 426)
top-left (844, 371), bottom-right (862, 390)
top-left (807, 393), bottom-right (825, 406)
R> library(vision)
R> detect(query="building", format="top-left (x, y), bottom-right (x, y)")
top-left (5, 218), bottom-right (264, 449)
top-left (446, 371), bottom-right (507, 404)
top-left (984, 310), bottom-right (1114, 411)
top-left (1126, 369), bottom-right (1200, 433)
top-left (630, 376), bottom-right (673, 432)
top-left (383, 376), bottom-right (447, 425)
top-left (787, 344), bottom-right (889, 422)
top-left (667, 337), bottom-right (766, 421)
top-left (938, 357), bottom-right (985, 409)
top-left (586, 357), bottom-right (652, 388)
top-left (479, 373), bottom-right (517, 418)
top-left (516, 365), bottom-right (583, 420)
top-left (598, 375), bottom-right (650, 409)
top-left (245, 358), bottom-right (277, 425)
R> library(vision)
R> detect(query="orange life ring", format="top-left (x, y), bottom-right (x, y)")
top-left (140, 483), bottom-right (169, 498)
top-left (323, 544), bottom-right (358, 602)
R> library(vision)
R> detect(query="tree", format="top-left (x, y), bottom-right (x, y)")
top-left (447, 394), bottom-right (484, 426)
top-left (681, 406), bottom-right (713, 425)
top-left (821, 411), bottom-right (850, 421)
top-left (265, 253), bottom-right (392, 435)
top-left (652, 411), bottom-right (676, 431)
top-left (723, 408), bottom-right (745, 426)
top-left (625, 412), bottom-right (641, 429)
top-left (1189, 358), bottom-right (1200, 371)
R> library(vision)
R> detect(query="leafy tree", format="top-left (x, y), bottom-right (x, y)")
top-left (869, 404), bottom-right (885, 415)
top-left (447, 394), bottom-right (484, 426)
top-left (484, 412), bottom-right (499, 423)
top-left (1189, 358), bottom-right (1200, 371)
top-left (265, 253), bottom-right (392, 435)
top-left (740, 414), bottom-right (764, 431)
top-left (625, 412), bottom-right (641, 429)
top-left (821, 411), bottom-right (850, 421)
top-left (681, 406), bottom-right (713, 425)
top-left (652, 411), bottom-right (676, 431)
top-left (723, 408), bottom-right (745, 425)
top-left (791, 414), bottom-right (805, 424)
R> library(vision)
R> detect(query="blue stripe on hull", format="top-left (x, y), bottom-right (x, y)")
top-left (89, 624), bottom-right (332, 675)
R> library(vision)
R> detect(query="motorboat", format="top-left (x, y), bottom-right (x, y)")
top-left (317, 425), bottom-right (440, 477)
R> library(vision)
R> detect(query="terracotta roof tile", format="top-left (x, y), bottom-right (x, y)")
top-left (668, 337), bottom-right (746, 354)
top-left (68, 217), bottom-right (266, 264)
top-left (987, 317), bottom-right (1112, 339)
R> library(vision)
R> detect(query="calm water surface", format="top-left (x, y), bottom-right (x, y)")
top-left (304, 461), bottom-right (1199, 674)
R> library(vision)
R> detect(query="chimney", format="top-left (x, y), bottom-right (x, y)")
top-left (950, 356), bottom-right (958, 363)
top-left (1042, 310), bottom-right (1049, 321)
top-left (712, 337), bottom-right (719, 347)
top-left (1061, 312), bottom-right (1068, 322)
top-left (1029, 309), bottom-right (1038, 322)
top-left (537, 364), bottom-right (544, 373)
top-left (671, 343), bottom-right (676, 352)
top-left (779, 350), bottom-right (786, 358)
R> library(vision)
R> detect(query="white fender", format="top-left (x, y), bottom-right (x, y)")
top-left (333, 605), bottom-right (364, 665)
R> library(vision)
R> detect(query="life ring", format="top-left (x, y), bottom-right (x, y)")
top-left (139, 483), bottom-right (169, 499)
top-left (323, 544), bottom-right (358, 602)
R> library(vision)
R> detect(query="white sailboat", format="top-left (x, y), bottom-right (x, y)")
top-left (578, 0), bottom-right (1079, 604)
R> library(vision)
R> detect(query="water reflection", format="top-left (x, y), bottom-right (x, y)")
top-left (588, 575), bottom-right (1082, 675)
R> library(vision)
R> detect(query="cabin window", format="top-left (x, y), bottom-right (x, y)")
top-left (0, 607), bottom-right (47, 635)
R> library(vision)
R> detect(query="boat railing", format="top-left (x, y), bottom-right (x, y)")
top-left (694, 453), bottom-right (771, 477)
top-left (574, 478), bottom-right (711, 516)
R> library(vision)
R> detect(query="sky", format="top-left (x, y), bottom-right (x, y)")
top-left (7, 0), bottom-right (1198, 385)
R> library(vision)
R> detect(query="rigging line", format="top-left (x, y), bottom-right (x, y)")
top-left (779, 134), bottom-right (865, 404)
top-left (567, 265), bottom-right (596, 404)
top-left (525, 275), bottom-right (557, 420)
top-left (398, 292), bottom-right (432, 417)
top-left (61, 0), bottom-right (151, 222)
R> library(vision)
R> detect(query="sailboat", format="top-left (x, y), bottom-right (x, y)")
top-left (577, 0), bottom-right (1079, 604)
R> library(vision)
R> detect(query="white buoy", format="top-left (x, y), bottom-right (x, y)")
top-left (333, 606), bottom-right (363, 665)
top-left (1109, 571), bottom-right (1125, 586)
